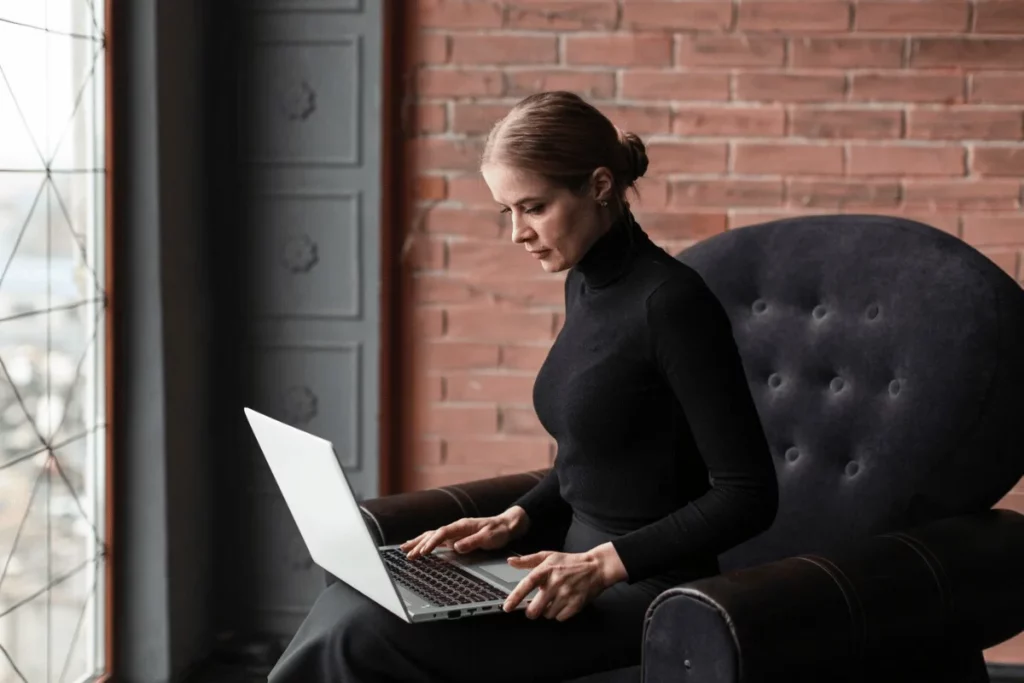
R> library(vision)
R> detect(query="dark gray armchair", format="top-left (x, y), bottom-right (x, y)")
top-left (350, 214), bottom-right (1024, 683)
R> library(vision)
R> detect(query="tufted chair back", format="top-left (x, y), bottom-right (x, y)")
top-left (675, 214), bottom-right (1024, 573)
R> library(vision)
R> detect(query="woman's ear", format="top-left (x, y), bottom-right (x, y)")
top-left (590, 167), bottom-right (615, 203)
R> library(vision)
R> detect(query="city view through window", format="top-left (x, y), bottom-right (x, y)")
top-left (0, 2), bottom-right (108, 681)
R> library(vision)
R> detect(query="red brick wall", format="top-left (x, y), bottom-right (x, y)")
top-left (396, 0), bottom-right (1024, 663)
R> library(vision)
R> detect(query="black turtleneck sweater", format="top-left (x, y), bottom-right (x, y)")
top-left (512, 213), bottom-right (778, 585)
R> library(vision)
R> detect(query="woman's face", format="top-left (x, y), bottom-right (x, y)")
top-left (481, 163), bottom-right (609, 273)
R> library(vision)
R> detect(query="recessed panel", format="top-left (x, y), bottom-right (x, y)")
top-left (251, 192), bottom-right (361, 319)
top-left (245, 37), bottom-right (361, 165)
top-left (250, 342), bottom-right (361, 470)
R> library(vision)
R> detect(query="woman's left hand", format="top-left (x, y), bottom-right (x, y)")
top-left (502, 544), bottom-right (627, 621)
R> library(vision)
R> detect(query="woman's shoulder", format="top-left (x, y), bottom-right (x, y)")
top-left (635, 248), bottom-right (716, 311)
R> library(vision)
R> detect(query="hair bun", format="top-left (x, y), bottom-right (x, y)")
top-left (619, 130), bottom-right (649, 182)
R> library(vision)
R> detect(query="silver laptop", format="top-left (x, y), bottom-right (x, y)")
top-left (243, 407), bottom-right (539, 622)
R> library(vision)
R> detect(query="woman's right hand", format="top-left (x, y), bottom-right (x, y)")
top-left (400, 506), bottom-right (530, 560)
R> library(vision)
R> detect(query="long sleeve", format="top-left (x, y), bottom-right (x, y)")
top-left (610, 275), bottom-right (779, 584)
top-left (510, 467), bottom-right (570, 528)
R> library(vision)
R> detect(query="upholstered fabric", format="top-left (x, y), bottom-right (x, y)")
top-left (674, 214), bottom-right (1024, 572)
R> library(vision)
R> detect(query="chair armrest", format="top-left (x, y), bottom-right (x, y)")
top-left (641, 509), bottom-right (1024, 683)
top-left (357, 469), bottom-right (549, 545)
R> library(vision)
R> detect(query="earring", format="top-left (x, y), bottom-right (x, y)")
top-left (600, 200), bottom-right (608, 207)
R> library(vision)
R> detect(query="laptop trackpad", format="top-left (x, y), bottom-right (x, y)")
top-left (471, 558), bottom-right (530, 585)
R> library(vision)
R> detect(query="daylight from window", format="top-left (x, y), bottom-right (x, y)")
top-left (0, 2), bottom-right (107, 682)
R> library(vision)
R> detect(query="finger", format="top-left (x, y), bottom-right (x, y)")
top-left (542, 594), bottom-right (563, 620)
top-left (420, 527), bottom-right (450, 556)
top-left (400, 532), bottom-right (428, 551)
top-left (554, 601), bottom-right (578, 622)
top-left (503, 571), bottom-right (541, 613)
top-left (410, 529), bottom-right (442, 558)
top-left (508, 550), bottom-right (548, 567)
top-left (454, 530), bottom-right (487, 553)
top-left (526, 587), bottom-right (553, 620)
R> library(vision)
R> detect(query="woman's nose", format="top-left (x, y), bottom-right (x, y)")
top-left (510, 217), bottom-right (530, 244)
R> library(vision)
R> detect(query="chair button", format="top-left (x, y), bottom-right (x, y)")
top-left (830, 377), bottom-right (845, 392)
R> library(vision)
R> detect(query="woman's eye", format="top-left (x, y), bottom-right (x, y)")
top-left (525, 205), bottom-right (544, 215)
top-left (499, 207), bottom-right (511, 215)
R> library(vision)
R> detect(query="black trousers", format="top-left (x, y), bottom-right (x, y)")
top-left (267, 514), bottom-right (717, 683)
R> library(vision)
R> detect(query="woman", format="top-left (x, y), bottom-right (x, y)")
top-left (268, 91), bottom-right (778, 683)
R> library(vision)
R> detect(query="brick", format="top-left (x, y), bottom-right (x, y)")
top-left (787, 179), bottom-right (901, 208)
top-left (676, 35), bottom-right (785, 68)
top-left (416, 69), bottom-right (504, 98)
top-left (469, 276), bottom-right (565, 307)
top-left (412, 138), bottom-right (485, 171)
top-left (411, 437), bottom-right (444, 466)
top-left (729, 211), bottom-right (833, 230)
top-left (855, 2), bottom-right (968, 32)
top-left (972, 147), bottom-right (1024, 176)
top-left (448, 175), bottom-right (496, 206)
top-left (411, 464), bottom-right (515, 489)
top-left (415, 175), bottom-right (447, 201)
top-left (903, 179), bottom-right (1020, 210)
top-left (451, 35), bottom-right (558, 65)
top-left (996, 491), bottom-right (1024, 514)
top-left (979, 249), bottom-right (1020, 279)
top-left (910, 38), bottom-right (1024, 70)
top-left (622, 2), bottom-right (734, 30)
top-left (885, 211), bottom-right (960, 235)
top-left (633, 212), bottom-right (728, 241)
top-left (962, 215), bottom-right (1024, 246)
top-left (601, 105), bottom-right (672, 134)
top-left (850, 73), bottom-right (964, 104)
top-left (971, 74), bottom-right (1024, 104)
top-left (446, 308), bottom-right (555, 343)
top-left (669, 179), bottom-right (784, 207)
top-left (908, 110), bottom-right (1022, 141)
top-left (444, 438), bottom-right (551, 469)
top-left (416, 375), bottom-right (445, 403)
top-left (506, 70), bottom-right (616, 99)
top-left (501, 407), bottom-right (546, 435)
top-left (445, 373), bottom-right (537, 402)
top-left (646, 143), bottom-right (728, 174)
top-left (673, 106), bottom-right (786, 137)
top-left (565, 34), bottom-right (673, 67)
top-left (790, 108), bottom-right (902, 139)
top-left (449, 240), bottom-right (546, 277)
top-left (452, 104), bottom-right (509, 135)
top-left (501, 345), bottom-right (553, 371)
top-left (621, 71), bottom-right (729, 101)
top-left (974, 1), bottom-right (1024, 34)
top-left (423, 405), bottom-right (499, 435)
top-left (733, 142), bottom-right (844, 175)
top-left (425, 342), bottom-right (501, 370)
top-left (506, 1), bottom-right (619, 30)
top-left (422, 207), bottom-right (507, 237)
top-left (416, 104), bottom-right (448, 134)
top-left (417, 34), bottom-right (449, 64)
top-left (631, 179), bottom-right (670, 210)
top-left (415, 307), bottom-right (446, 338)
top-left (735, 73), bottom-right (847, 103)
top-left (791, 38), bottom-right (904, 69)
top-left (413, 274), bottom-right (478, 303)
top-left (407, 236), bottom-right (447, 271)
top-left (737, 2), bottom-right (851, 32)
top-left (848, 145), bottom-right (965, 176)
top-left (417, 0), bottom-right (503, 28)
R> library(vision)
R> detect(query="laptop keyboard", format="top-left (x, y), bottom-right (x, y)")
top-left (381, 548), bottom-right (508, 607)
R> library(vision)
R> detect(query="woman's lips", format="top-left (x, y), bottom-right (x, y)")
top-left (529, 249), bottom-right (550, 259)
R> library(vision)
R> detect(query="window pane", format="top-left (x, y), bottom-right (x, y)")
top-left (0, 0), bottom-right (106, 680)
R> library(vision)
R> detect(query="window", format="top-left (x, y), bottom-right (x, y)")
top-left (0, 1), bottom-right (108, 681)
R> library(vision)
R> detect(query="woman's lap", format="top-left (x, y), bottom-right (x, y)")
top-left (268, 573), bottom-right (660, 683)
top-left (267, 514), bottom-right (716, 683)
